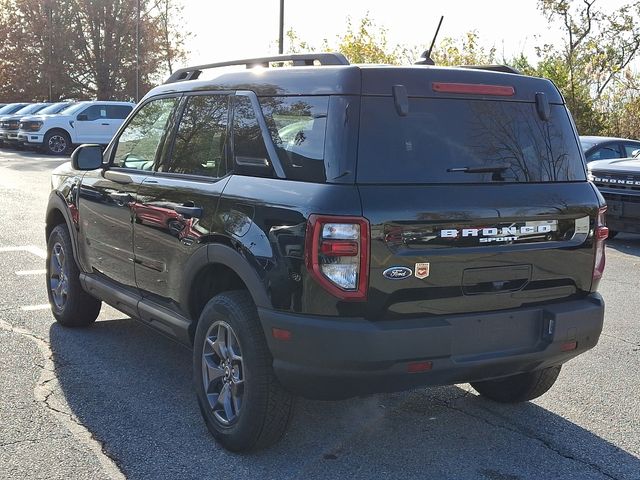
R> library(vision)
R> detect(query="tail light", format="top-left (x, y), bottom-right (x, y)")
top-left (592, 206), bottom-right (608, 287)
top-left (305, 215), bottom-right (369, 300)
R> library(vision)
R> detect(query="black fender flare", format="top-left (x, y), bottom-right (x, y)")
top-left (45, 191), bottom-right (83, 270)
top-left (179, 243), bottom-right (272, 315)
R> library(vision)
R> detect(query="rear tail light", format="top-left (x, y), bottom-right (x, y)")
top-left (432, 82), bottom-right (515, 96)
top-left (592, 206), bottom-right (608, 287)
top-left (305, 215), bottom-right (369, 300)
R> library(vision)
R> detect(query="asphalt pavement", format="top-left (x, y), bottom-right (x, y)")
top-left (0, 149), bottom-right (638, 480)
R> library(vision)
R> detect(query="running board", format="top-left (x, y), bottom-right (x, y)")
top-left (80, 273), bottom-right (192, 346)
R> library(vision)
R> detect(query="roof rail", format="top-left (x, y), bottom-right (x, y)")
top-left (461, 65), bottom-right (523, 75)
top-left (165, 52), bottom-right (350, 84)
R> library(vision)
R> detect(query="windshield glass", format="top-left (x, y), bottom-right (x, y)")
top-left (14, 104), bottom-right (49, 115)
top-left (0, 104), bottom-right (27, 115)
top-left (37, 102), bottom-right (75, 115)
top-left (580, 140), bottom-right (597, 150)
top-left (59, 102), bottom-right (88, 115)
top-left (357, 97), bottom-right (586, 184)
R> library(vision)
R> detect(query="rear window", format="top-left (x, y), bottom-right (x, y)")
top-left (357, 97), bottom-right (586, 184)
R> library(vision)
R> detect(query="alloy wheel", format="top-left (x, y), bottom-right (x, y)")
top-left (49, 242), bottom-right (68, 309)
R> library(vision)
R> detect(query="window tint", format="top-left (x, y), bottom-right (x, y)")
top-left (623, 143), bottom-right (640, 157)
top-left (232, 96), bottom-right (271, 176)
top-left (106, 105), bottom-right (133, 119)
top-left (358, 97), bottom-right (586, 184)
top-left (79, 105), bottom-right (107, 121)
top-left (587, 145), bottom-right (621, 161)
top-left (161, 94), bottom-right (229, 177)
top-left (261, 96), bottom-right (328, 182)
top-left (112, 98), bottom-right (177, 171)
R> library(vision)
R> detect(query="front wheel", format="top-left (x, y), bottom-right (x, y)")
top-left (193, 291), bottom-right (294, 452)
top-left (470, 366), bottom-right (562, 403)
top-left (46, 224), bottom-right (101, 327)
top-left (43, 130), bottom-right (71, 155)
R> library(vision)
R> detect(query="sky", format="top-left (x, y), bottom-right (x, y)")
top-left (181, 0), bottom-right (562, 66)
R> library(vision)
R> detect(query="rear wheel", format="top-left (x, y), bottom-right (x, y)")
top-left (193, 291), bottom-right (294, 451)
top-left (43, 130), bottom-right (71, 155)
top-left (46, 224), bottom-right (101, 327)
top-left (470, 366), bottom-right (561, 403)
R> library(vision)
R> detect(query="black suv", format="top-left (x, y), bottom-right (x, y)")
top-left (46, 53), bottom-right (607, 452)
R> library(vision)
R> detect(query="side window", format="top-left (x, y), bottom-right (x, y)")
top-left (587, 144), bottom-right (621, 161)
top-left (160, 94), bottom-right (229, 177)
top-left (261, 96), bottom-right (328, 182)
top-left (79, 105), bottom-right (107, 121)
top-left (232, 96), bottom-right (272, 176)
top-left (623, 143), bottom-right (640, 157)
top-left (106, 105), bottom-right (133, 120)
top-left (112, 97), bottom-right (178, 171)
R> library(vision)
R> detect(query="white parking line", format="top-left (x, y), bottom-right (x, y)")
top-left (0, 245), bottom-right (47, 259)
top-left (21, 304), bottom-right (50, 311)
top-left (15, 269), bottom-right (47, 275)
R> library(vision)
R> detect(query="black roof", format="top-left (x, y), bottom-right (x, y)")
top-left (145, 53), bottom-right (563, 104)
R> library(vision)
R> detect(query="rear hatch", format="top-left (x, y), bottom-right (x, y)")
top-left (356, 70), bottom-right (598, 319)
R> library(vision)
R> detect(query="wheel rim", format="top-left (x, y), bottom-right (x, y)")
top-left (48, 135), bottom-right (66, 153)
top-left (202, 321), bottom-right (244, 425)
top-left (49, 242), bottom-right (68, 310)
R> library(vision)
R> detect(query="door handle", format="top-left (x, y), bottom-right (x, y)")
top-left (173, 204), bottom-right (203, 219)
top-left (104, 170), bottom-right (133, 184)
top-left (101, 123), bottom-right (110, 126)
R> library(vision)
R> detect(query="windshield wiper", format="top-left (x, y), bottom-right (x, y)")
top-left (447, 163), bottom-right (511, 173)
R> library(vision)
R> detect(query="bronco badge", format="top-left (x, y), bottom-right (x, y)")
top-left (383, 266), bottom-right (412, 280)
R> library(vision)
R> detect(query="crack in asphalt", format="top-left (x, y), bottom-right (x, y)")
top-left (0, 319), bottom-right (125, 480)
top-left (600, 333), bottom-right (640, 348)
top-left (437, 397), bottom-right (620, 480)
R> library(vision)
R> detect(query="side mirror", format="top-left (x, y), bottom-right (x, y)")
top-left (77, 114), bottom-right (88, 121)
top-left (71, 144), bottom-right (103, 170)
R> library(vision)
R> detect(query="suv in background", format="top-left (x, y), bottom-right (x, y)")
top-left (20, 100), bottom-right (134, 155)
top-left (589, 151), bottom-right (640, 237)
top-left (581, 135), bottom-right (640, 163)
top-left (46, 53), bottom-right (607, 452)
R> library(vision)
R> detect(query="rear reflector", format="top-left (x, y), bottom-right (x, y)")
top-left (432, 82), bottom-right (515, 96)
top-left (561, 341), bottom-right (578, 352)
top-left (272, 328), bottom-right (292, 341)
top-left (407, 361), bottom-right (433, 373)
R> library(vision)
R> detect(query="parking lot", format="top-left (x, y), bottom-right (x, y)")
top-left (0, 148), bottom-right (638, 480)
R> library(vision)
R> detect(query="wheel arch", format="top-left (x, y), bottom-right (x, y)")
top-left (46, 192), bottom-right (82, 269)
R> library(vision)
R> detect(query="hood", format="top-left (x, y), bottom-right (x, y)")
top-left (588, 157), bottom-right (640, 176)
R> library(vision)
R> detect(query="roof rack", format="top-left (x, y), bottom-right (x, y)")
top-left (165, 52), bottom-right (350, 84)
top-left (461, 65), bottom-right (522, 75)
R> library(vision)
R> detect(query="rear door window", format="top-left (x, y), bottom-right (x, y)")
top-left (357, 97), bottom-right (586, 184)
top-left (106, 105), bottom-right (133, 119)
top-left (623, 143), bottom-right (640, 157)
top-left (160, 94), bottom-right (230, 177)
top-left (231, 96), bottom-right (272, 177)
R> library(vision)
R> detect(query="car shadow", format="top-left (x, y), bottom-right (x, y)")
top-left (606, 233), bottom-right (640, 258)
top-left (50, 319), bottom-right (640, 480)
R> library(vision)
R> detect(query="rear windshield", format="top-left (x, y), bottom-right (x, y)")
top-left (357, 97), bottom-right (586, 184)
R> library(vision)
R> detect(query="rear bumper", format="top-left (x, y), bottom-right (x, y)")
top-left (259, 293), bottom-right (604, 399)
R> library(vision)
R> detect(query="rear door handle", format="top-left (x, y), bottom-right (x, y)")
top-left (173, 204), bottom-right (202, 219)
top-left (101, 123), bottom-right (110, 126)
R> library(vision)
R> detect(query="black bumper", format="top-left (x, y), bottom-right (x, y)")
top-left (259, 294), bottom-right (604, 399)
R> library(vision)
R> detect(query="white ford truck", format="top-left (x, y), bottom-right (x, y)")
top-left (18, 100), bottom-right (134, 155)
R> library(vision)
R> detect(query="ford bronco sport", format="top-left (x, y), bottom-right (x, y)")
top-left (45, 53), bottom-right (607, 452)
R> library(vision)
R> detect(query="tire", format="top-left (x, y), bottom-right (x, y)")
top-left (470, 365), bottom-right (562, 403)
top-left (46, 224), bottom-right (101, 327)
top-left (43, 130), bottom-right (71, 155)
top-left (608, 230), bottom-right (619, 240)
top-left (193, 290), bottom-right (294, 452)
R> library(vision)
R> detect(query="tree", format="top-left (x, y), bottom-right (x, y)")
top-left (430, 32), bottom-right (497, 66)
top-left (0, 0), bottom-right (188, 102)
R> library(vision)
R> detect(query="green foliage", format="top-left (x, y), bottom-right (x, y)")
top-left (430, 32), bottom-right (497, 66)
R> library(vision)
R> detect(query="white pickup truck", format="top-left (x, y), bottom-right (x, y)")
top-left (18, 100), bottom-right (135, 155)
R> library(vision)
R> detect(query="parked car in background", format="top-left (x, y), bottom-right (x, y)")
top-left (0, 103), bottom-right (52, 146)
top-left (589, 153), bottom-right (640, 238)
top-left (581, 135), bottom-right (640, 163)
top-left (19, 100), bottom-right (134, 155)
top-left (0, 103), bottom-right (30, 144)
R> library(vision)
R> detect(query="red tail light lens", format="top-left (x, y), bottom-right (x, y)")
top-left (305, 215), bottom-right (369, 300)
top-left (592, 206), bottom-right (608, 287)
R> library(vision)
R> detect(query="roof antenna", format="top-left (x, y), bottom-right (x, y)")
top-left (415, 16), bottom-right (444, 65)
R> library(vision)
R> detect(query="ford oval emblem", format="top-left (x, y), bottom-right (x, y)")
top-left (383, 266), bottom-right (413, 280)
